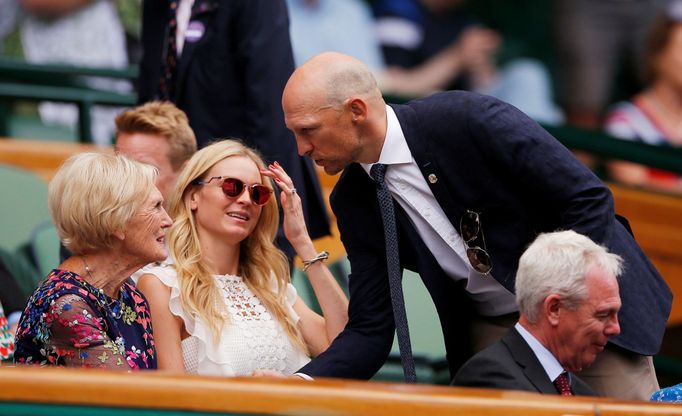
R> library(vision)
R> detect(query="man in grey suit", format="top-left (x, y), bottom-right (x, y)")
top-left (453, 230), bottom-right (622, 396)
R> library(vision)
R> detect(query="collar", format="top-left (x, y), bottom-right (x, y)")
top-left (361, 105), bottom-right (412, 178)
top-left (515, 322), bottom-right (566, 383)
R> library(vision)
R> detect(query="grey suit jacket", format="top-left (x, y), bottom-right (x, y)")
top-left (452, 327), bottom-right (595, 395)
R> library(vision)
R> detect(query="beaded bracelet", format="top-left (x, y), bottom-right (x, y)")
top-left (302, 251), bottom-right (329, 271)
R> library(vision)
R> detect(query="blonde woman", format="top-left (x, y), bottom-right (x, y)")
top-left (137, 139), bottom-right (348, 376)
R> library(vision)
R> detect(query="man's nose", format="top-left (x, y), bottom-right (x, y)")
top-left (606, 314), bottom-right (621, 336)
top-left (296, 138), bottom-right (312, 157)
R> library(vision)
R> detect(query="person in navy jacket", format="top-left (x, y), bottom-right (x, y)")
top-left (138, 0), bottom-right (330, 255)
top-left (281, 52), bottom-right (672, 401)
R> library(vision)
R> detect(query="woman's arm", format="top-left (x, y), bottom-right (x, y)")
top-left (261, 162), bottom-right (348, 356)
top-left (47, 295), bottom-right (130, 369)
top-left (137, 274), bottom-right (186, 372)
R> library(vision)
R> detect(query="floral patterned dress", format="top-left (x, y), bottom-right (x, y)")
top-left (14, 269), bottom-right (156, 369)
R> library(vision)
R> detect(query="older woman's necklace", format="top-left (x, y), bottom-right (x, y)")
top-left (80, 256), bottom-right (123, 319)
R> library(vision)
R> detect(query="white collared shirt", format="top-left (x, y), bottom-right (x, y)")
top-left (176, 0), bottom-right (196, 56)
top-left (515, 322), bottom-right (567, 384)
top-left (360, 106), bottom-right (517, 316)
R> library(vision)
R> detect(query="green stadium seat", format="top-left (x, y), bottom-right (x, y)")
top-left (30, 220), bottom-right (60, 278)
top-left (0, 164), bottom-right (50, 254)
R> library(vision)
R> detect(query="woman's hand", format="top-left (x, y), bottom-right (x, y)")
top-left (262, 162), bottom-right (348, 354)
top-left (260, 162), bottom-right (315, 257)
top-left (252, 369), bottom-right (286, 378)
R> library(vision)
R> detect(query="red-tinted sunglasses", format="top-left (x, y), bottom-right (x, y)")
top-left (193, 176), bottom-right (272, 206)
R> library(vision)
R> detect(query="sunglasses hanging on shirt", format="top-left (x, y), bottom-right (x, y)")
top-left (459, 210), bottom-right (493, 275)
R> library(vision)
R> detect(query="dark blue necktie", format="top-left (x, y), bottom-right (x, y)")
top-left (158, 0), bottom-right (179, 100)
top-left (370, 163), bottom-right (417, 383)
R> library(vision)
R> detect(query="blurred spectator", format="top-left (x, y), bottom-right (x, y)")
top-left (138, 0), bottom-right (330, 261)
top-left (604, 1), bottom-right (682, 193)
top-left (286, 0), bottom-right (385, 71)
top-left (554, 0), bottom-right (661, 129)
top-left (19, 0), bottom-right (131, 144)
top-left (0, 0), bottom-right (19, 54)
top-left (373, 0), bottom-right (563, 125)
top-left (114, 101), bottom-right (197, 205)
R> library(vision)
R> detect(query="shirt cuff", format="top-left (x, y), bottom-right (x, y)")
top-left (293, 372), bottom-right (314, 381)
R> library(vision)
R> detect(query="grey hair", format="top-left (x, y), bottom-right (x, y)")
top-left (515, 230), bottom-right (623, 323)
top-left (325, 65), bottom-right (380, 107)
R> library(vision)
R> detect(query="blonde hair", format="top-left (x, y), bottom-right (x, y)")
top-left (115, 101), bottom-right (197, 170)
top-left (48, 153), bottom-right (157, 254)
top-left (167, 139), bottom-right (306, 352)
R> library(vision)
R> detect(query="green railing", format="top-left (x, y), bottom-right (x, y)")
top-left (0, 57), bottom-right (137, 143)
top-left (384, 92), bottom-right (682, 176)
top-left (545, 124), bottom-right (682, 175)
top-left (1, 58), bottom-right (681, 173)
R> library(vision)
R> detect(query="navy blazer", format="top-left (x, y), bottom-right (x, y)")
top-left (299, 91), bottom-right (672, 380)
top-left (453, 327), bottom-right (595, 395)
top-left (138, 0), bottom-right (329, 239)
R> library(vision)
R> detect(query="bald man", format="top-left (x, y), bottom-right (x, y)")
top-left (282, 52), bottom-right (671, 400)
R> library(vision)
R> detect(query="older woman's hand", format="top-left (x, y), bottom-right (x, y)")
top-left (261, 162), bottom-right (314, 255)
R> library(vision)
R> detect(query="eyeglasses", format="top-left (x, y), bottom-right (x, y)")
top-left (460, 210), bottom-right (493, 275)
top-left (193, 176), bottom-right (272, 206)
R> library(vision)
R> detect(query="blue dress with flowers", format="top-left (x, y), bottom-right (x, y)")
top-left (14, 269), bottom-right (156, 369)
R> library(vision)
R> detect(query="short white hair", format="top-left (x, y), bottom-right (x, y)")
top-left (515, 230), bottom-right (623, 323)
top-left (49, 153), bottom-right (157, 254)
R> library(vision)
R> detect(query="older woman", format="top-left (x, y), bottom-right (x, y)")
top-left (14, 153), bottom-right (172, 369)
top-left (137, 139), bottom-right (348, 376)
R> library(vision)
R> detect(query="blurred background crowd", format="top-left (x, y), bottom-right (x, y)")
top-left (0, 0), bottom-right (678, 144)
top-left (1, 0), bottom-right (681, 192)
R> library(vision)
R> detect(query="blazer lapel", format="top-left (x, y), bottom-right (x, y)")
top-left (391, 103), bottom-right (466, 232)
top-left (502, 328), bottom-right (558, 394)
top-left (173, 0), bottom-right (218, 101)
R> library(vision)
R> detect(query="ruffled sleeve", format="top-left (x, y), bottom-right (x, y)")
top-left (140, 264), bottom-right (212, 375)
top-left (139, 263), bottom-right (192, 333)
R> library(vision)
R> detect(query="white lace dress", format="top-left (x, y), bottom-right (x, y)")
top-left (142, 263), bottom-right (310, 376)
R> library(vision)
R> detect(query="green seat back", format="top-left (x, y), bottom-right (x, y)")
top-left (0, 164), bottom-right (50, 254)
top-left (30, 220), bottom-right (60, 277)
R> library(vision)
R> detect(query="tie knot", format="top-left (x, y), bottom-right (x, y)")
top-left (553, 372), bottom-right (573, 396)
top-left (370, 163), bottom-right (388, 184)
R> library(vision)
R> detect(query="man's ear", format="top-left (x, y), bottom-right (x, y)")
top-left (347, 97), bottom-right (368, 123)
top-left (544, 294), bottom-right (562, 326)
